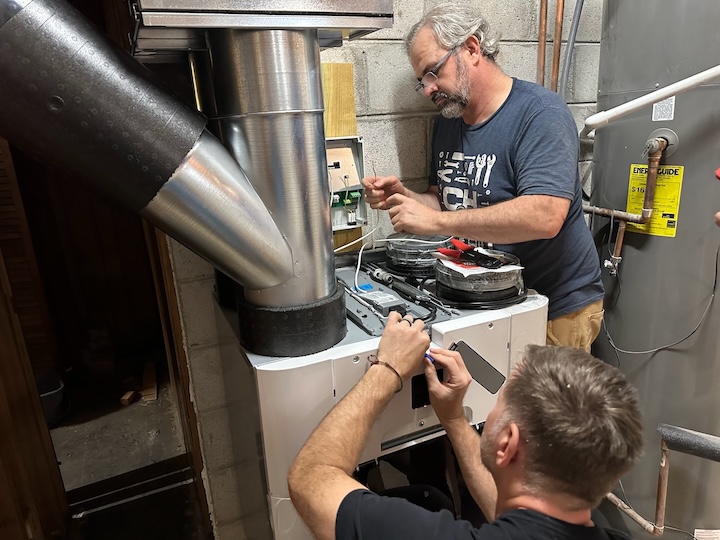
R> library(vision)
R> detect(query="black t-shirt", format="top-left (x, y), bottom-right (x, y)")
top-left (336, 489), bottom-right (630, 540)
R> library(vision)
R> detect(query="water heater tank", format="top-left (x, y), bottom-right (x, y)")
top-left (591, 0), bottom-right (720, 535)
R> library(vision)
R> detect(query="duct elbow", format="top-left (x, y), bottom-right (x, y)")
top-left (143, 131), bottom-right (295, 290)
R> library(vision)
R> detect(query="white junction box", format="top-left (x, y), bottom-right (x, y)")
top-left (327, 136), bottom-right (367, 231)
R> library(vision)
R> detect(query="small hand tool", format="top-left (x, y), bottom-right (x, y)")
top-left (437, 239), bottom-right (504, 269)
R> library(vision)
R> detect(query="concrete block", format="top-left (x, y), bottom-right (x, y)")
top-left (564, 43), bottom-right (600, 103)
top-left (364, 42), bottom-right (433, 114)
top-left (177, 278), bottom-right (218, 348)
top-left (187, 342), bottom-right (255, 413)
top-left (168, 238), bottom-right (215, 283)
top-left (216, 520), bottom-right (248, 540)
top-left (554, 0), bottom-right (603, 43)
top-left (579, 160), bottom-right (593, 197)
top-left (357, 115), bottom-right (430, 180)
top-left (496, 43), bottom-right (540, 84)
top-left (207, 466), bottom-right (243, 525)
top-left (199, 408), bottom-right (236, 471)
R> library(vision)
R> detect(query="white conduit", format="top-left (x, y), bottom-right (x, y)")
top-left (580, 64), bottom-right (720, 139)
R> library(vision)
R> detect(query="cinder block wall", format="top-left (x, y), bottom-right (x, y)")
top-left (168, 1), bottom-right (604, 538)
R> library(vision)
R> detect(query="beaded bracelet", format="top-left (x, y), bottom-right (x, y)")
top-left (367, 355), bottom-right (403, 393)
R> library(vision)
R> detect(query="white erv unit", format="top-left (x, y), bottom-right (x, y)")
top-left (250, 294), bottom-right (548, 539)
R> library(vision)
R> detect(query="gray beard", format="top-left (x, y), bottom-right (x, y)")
top-left (437, 56), bottom-right (471, 119)
top-left (440, 97), bottom-right (467, 119)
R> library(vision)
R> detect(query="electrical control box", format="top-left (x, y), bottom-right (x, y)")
top-left (326, 136), bottom-right (367, 231)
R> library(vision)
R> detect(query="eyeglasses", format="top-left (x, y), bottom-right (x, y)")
top-left (414, 47), bottom-right (457, 94)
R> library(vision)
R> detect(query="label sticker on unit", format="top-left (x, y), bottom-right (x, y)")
top-left (625, 164), bottom-right (684, 237)
top-left (652, 95), bottom-right (675, 121)
top-left (694, 530), bottom-right (720, 540)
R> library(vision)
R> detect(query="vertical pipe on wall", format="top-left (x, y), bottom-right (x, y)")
top-left (537, 0), bottom-right (548, 86)
top-left (550, 0), bottom-right (565, 92)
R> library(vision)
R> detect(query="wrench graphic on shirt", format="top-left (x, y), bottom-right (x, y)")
top-left (473, 154), bottom-right (487, 186)
top-left (483, 154), bottom-right (497, 188)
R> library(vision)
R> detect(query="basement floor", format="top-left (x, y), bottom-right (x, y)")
top-left (48, 369), bottom-right (211, 539)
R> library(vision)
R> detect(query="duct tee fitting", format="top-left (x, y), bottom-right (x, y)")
top-left (206, 28), bottom-right (346, 355)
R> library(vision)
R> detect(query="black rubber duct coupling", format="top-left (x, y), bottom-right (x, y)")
top-left (236, 281), bottom-right (347, 357)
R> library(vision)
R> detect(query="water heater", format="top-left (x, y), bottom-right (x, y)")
top-left (591, 0), bottom-right (720, 535)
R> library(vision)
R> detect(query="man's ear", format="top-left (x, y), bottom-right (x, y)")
top-left (463, 35), bottom-right (482, 62)
top-left (495, 422), bottom-right (521, 468)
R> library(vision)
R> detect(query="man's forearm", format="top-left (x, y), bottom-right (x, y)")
top-left (444, 418), bottom-right (497, 520)
top-left (437, 194), bottom-right (568, 244)
top-left (293, 367), bottom-right (397, 475)
top-left (288, 366), bottom-right (398, 539)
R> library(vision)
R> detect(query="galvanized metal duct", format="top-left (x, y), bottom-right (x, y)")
top-left (206, 28), bottom-right (336, 307)
top-left (0, 0), bottom-right (293, 290)
top-left (203, 29), bottom-right (346, 355)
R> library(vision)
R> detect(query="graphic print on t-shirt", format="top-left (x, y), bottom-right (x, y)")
top-left (437, 149), bottom-right (497, 211)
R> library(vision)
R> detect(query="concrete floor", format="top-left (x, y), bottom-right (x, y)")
top-left (51, 382), bottom-right (184, 491)
top-left (48, 368), bottom-right (210, 539)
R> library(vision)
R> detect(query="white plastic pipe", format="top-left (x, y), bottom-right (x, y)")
top-left (580, 64), bottom-right (720, 139)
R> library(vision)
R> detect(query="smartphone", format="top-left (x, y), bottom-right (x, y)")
top-left (449, 341), bottom-right (505, 394)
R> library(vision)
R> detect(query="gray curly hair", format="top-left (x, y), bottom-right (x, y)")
top-left (405, 2), bottom-right (500, 60)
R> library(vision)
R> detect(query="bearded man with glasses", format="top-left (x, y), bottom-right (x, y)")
top-left (362, 3), bottom-right (604, 354)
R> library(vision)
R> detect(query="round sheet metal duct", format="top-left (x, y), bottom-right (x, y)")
top-left (207, 28), bottom-right (337, 307)
top-left (205, 28), bottom-right (347, 355)
top-left (0, 0), bottom-right (293, 290)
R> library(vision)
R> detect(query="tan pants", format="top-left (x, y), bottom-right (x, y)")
top-left (546, 299), bottom-right (604, 352)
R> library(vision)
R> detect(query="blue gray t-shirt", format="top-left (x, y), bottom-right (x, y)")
top-left (430, 78), bottom-right (603, 320)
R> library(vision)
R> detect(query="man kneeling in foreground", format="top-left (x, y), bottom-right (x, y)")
top-left (288, 311), bottom-right (643, 539)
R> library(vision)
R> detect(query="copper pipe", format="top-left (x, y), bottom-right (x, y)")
top-left (583, 205), bottom-right (644, 224)
top-left (537, 0), bottom-right (548, 86)
top-left (605, 439), bottom-right (671, 537)
top-left (550, 0), bottom-right (565, 92)
top-left (612, 220), bottom-right (626, 261)
top-left (606, 493), bottom-right (658, 535)
top-left (642, 138), bottom-right (669, 220)
top-left (654, 439), bottom-right (670, 535)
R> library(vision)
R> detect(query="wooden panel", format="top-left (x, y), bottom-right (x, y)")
top-left (321, 63), bottom-right (358, 138)
top-left (0, 250), bottom-right (67, 538)
top-left (0, 139), bottom-right (57, 375)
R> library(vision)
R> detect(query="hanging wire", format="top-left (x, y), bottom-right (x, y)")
top-left (605, 242), bottom-right (720, 356)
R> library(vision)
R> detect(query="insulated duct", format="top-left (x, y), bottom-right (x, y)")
top-left (0, 0), bottom-right (293, 290)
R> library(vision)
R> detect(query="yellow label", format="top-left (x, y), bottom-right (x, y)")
top-left (625, 163), bottom-right (684, 237)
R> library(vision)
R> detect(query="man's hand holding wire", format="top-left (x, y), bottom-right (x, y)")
top-left (362, 175), bottom-right (406, 210)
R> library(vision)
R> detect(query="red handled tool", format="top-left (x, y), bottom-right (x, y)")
top-left (437, 239), bottom-right (504, 269)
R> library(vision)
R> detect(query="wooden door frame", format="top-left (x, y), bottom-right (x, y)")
top-left (0, 251), bottom-right (67, 540)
